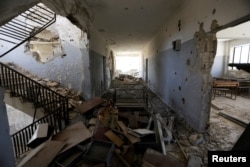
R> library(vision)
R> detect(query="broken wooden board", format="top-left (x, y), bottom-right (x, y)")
top-left (142, 148), bottom-right (186, 167)
top-left (117, 121), bottom-right (140, 144)
top-left (104, 130), bottom-right (124, 147)
top-left (52, 121), bottom-right (91, 153)
top-left (76, 97), bottom-right (105, 114)
top-left (17, 140), bottom-right (65, 167)
top-left (98, 105), bottom-right (118, 129)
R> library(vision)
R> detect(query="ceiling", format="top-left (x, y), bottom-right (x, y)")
top-left (0, 0), bottom-right (185, 53)
top-left (217, 21), bottom-right (250, 39)
top-left (85, 0), bottom-right (184, 52)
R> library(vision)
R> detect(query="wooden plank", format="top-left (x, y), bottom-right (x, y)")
top-left (76, 97), bottom-right (105, 114)
top-left (104, 130), bottom-right (124, 147)
top-left (17, 140), bottom-right (66, 167)
top-left (117, 121), bottom-right (140, 144)
top-left (52, 121), bottom-right (92, 153)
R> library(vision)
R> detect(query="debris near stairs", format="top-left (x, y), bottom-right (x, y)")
top-left (16, 79), bottom-right (210, 167)
top-left (2, 62), bottom-right (85, 119)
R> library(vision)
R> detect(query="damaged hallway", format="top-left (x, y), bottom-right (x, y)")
top-left (0, 0), bottom-right (250, 166)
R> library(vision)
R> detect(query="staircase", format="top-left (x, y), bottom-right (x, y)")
top-left (0, 3), bottom-right (56, 57)
top-left (0, 62), bottom-right (69, 158)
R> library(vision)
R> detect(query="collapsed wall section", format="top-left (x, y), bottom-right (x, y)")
top-left (143, 0), bottom-right (250, 131)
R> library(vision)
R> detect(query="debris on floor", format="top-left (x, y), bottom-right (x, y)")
top-left (10, 72), bottom-right (249, 167)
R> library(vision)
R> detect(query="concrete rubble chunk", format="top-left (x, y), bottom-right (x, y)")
top-left (46, 81), bottom-right (59, 87)
top-left (188, 134), bottom-right (204, 146)
top-left (187, 155), bottom-right (203, 167)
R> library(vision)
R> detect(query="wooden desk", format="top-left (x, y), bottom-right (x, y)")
top-left (212, 80), bottom-right (239, 99)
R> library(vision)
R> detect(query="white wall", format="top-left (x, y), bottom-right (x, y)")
top-left (0, 15), bottom-right (88, 95)
top-left (211, 40), bottom-right (229, 78)
top-left (226, 39), bottom-right (250, 79)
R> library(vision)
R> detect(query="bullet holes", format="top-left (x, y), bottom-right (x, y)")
top-left (175, 72), bottom-right (177, 75)
top-left (186, 59), bottom-right (190, 65)
top-left (178, 19), bottom-right (182, 31)
top-left (185, 77), bottom-right (188, 82)
top-left (212, 8), bottom-right (216, 15)
top-left (182, 98), bottom-right (185, 104)
top-left (179, 86), bottom-right (181, 91)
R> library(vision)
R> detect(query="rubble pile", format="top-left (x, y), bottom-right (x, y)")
top-left (6, 63), bottom-right (239, 167)
top-left (4, 62), bottom-right (83, 112)
top-left (16, 85), bottom-right (210, 167)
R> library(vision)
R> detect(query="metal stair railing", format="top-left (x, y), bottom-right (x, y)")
top-left (0, 62), bottom-right (69, 158)
top-left (0, 3), bottom-right (56, 57)
top-left (0, 62), bottom-right (69, 125)
top-left (11, 109), bottom-right (64, 158)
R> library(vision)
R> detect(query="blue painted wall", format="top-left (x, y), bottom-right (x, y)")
top-left (89, 50), bottom-right (105, 97)
top-left (147, 39), bottom-right (206, 130)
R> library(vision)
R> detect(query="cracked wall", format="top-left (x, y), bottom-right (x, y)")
top-left (25, 29), bottom-right (64, 63)
top-left (143, 0), bottom-right (250, 131)
top-left (0, 15), bottom-right (88, 96)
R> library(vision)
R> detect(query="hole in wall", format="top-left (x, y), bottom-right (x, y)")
top-left (179, 86), bottom-right (181, 91)
top-left (186, 59), bottom-right (190, 65)
top-left (185, 77), bottom-right (188, 82)
top-left (25, 28), bottom-right (64, 63)
top-left (212, 8), bottom-right (216, 15)
top-left (182, 98), bottom-right (185, 104)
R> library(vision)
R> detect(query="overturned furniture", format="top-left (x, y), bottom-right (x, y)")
top-left (113, 88), bottom-right (148, 110)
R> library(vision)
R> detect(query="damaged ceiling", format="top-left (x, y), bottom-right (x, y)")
top-left (0, 0), bottom-right (185, 53)
top-left (84, 0), bottom-right (185, 52)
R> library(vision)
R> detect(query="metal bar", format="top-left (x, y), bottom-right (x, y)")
top-left (11, 18), bottom-right (35, 30)
top-left (13, 19), bottom-right (36, 29)
top-left (0, 38), bottom-right (17, 44)
top-left (36, 4), bottom-right (55, 15)
top-left (0, 32), bottom-right (23, 41)
top-left (20, 14), bottom-right (44, 26)
top-left (1, 26), bottom-right (29, 39)
top-left (23, 11), bottom-right (47, 25)
top-left (16, 134), bottom-right (21, 158)
top-left (32, 8), bottom-right (54, 20)
top-left (6, 22), bottom-right (33, 34)
top-left (2, 22), bottom-right (30, 35)
top-left (17, 73), bottom-right (22, 95)
top-left (7, 21), bottom-right (33, 32)
top-left (0, 29), bottom-right (26, 40)
top-left (0, 17), bottom-right (56, 57)
top-left (218, 112), bottom-right (247, 128)
top-left (28, 9), bottom-right (51, 21)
